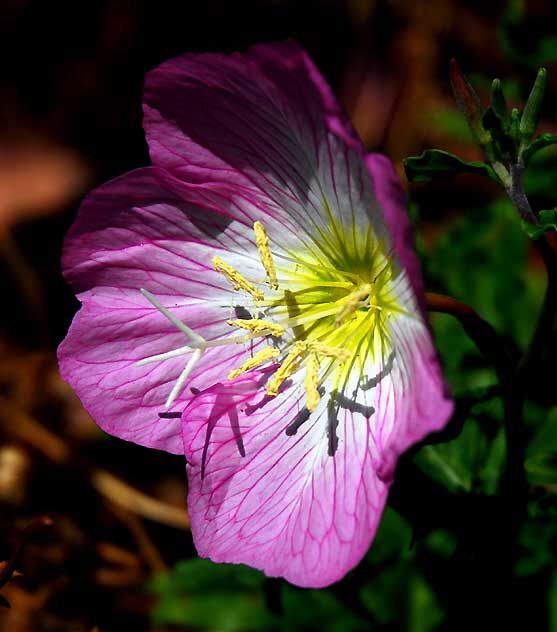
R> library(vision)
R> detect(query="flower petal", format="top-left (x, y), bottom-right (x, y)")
top-left (143, 41), bottom-right (391, 267)
top-left (365, 153), bottom-right (425, 310)
top-left (58, 167), bottom-right (270, 453)
top-left (181, 277), bottom-right (452, 586)
top-left (377, 313), bottom-right (454, 477)
top-left (182, 373), bottom-right (389, 588)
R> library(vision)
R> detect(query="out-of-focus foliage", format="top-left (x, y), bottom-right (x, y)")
top-left (425, 198), bottom-right (543, 373)
top-left (414, 410), bottom-right (506, 495)
top-left (150, 560), bottom-right (276, 631)
top-left (499, 0), bottom-right (557, 68)
top-left (150, 509), bottom-right (445, 631)
top-left (2, 1), bottom-right (557, 630)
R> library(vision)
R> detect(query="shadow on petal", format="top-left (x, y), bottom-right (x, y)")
top-left (361, 350), bottom-right (395, 390)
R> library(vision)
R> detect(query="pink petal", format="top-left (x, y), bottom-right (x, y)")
top-left (182, 307), bottom-right (452, 587)
top-left (376, 314), bottom-right (454, 478)
top-left (58, 167), bottom-right (268, 453)
top-left (365, 153), bottom-right (425, 311)
top-left (182, 373), bottom-right (389, 588)
top-left (143, 41), bottom-right (392, 265)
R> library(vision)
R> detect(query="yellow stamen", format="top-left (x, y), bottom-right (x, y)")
top-left (266, 341), bottom-right (307, 396)
top-left (213, 256), bottom-right (264, 301)
top-left (254, 221), bottom-right (278, 290)
top-left (227, 318), bottom-right (285, 337)
top-left (304, 352), bottom-right (320, 412)
top-left (309, 342), bottom-right (351, 362)
top-left (228, 346), bottom-right (280, 380)
top-left (335, 284), bottom-right (372, 325)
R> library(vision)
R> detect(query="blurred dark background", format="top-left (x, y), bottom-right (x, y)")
top-left (0, 1), bottom-right (556, 630)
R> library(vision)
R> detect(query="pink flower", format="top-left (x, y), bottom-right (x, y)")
top-left (58, 41), bottom-right (453, 588)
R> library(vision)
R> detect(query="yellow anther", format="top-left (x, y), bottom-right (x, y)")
top-left (266, 340), bottom-right (307, 396)
top-left (253, 221), bottom-right (278, 290)
top-left (335, 284), bottom-right (372, 325)
top-left (228, 346), bottom-right (280, 380)
top-left (309, 342), bottom-right (351, 362)
top-left (227, 319), bottom-right (285, 337)
top-left (213, 256), bottom-right (264, 301)
top-left (304, 352), bottom-right (321, 412)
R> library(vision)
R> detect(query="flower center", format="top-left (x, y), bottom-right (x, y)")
top-left (137, 222), bottom-right (399, 411)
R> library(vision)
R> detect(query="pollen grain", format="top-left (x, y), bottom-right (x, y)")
top-left (266, 340), bottom-right (307, 396)
top-left (254, 221), bottom-right (278, 290)
top-left (309, 342), bottom-right (351, 362)
top-left (213, 256), bottom-right (264, 301)
top-left (335, 284), bottom-right (372, 325)
top-left (228, 346), bottom-right (280, 380)
top-left (227, 318), bottom-right (285, 337)
top-left (304, 352), bottom-right (321, 412)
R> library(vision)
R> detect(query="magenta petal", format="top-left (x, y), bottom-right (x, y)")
top-left (182, 375), bottom-right (389, 588)
top-left (142, 41), bottom-right (390, 254)
top-left (143, 40), bottom-right (364, 183)
top-left (365, 153), bottom-right (425, 309)
top-left (59, 40), bottom-right (454, 587)
top-left (374, 314), bottom-right (454, 480)
top-left (58, 167), bottom-right (266, 453)
top-left (182, 307), bottom-right (452, 587)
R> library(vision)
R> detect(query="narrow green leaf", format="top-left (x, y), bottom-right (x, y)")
top-left (521, 132), bottom-right (557, 164)
top-left (404, 149), bottom-right (501, 184)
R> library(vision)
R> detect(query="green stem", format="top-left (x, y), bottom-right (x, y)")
top-left (506, 163), bottom-right (538, 224)
top-left (504, 162), bottom-right (557, 378)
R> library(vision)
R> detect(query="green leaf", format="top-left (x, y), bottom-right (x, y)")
top-left (408, 573), bottom-right (444, 632)
top-left (521, 133), bottom-right (557, 164)
top-left (414, 414), bottom-right (505, 494)
top-left (425, 198), bottom-right (544, 355)
top-left (282, 586), bottom-right (368, 632)
top-left (149, 559), bottom-right (276, 631)
top-left (525, 411), bottom-right (557, 485)
top-left (517, 513), bottom-right (557, 576)
top-left (482, 106), bottom-right (505, 136)
top-left (366, 506), bottom-right (414, 565)
top-left (404, 149), bottom-right (501, 184)
top-left (414, 445), bottom-right (469, 493)
top-left (522, 208), bottom-right (557, 239)
top-left (525, 453), bottom-right (557, 485)
top-left (481, 106), bottom-right (515, 158)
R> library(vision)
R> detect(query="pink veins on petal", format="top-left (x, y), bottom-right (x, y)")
top-left (58, 40), bottom-right (453, 588)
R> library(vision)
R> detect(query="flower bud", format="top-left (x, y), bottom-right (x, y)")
top-left (450, 58), bottom-right (490, 146)
top-left (491, 79), bottom-right (508, 125)
top-left (520, 67), bottom-right (547, 144)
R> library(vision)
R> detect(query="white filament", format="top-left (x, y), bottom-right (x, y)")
top-left (165, 348), bottom-right (204, 409)
top-left (137, 289), bottom-right (207, 407)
